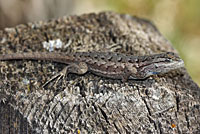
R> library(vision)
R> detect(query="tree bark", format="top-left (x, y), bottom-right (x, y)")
top-left (0, 11), bottom-right (199, 134)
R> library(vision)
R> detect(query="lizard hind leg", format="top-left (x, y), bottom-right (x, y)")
top-left (42, 62), bottom-right (88, 88)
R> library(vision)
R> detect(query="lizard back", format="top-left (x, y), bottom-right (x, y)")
top-left (0, 51), bottom-right (184, 80)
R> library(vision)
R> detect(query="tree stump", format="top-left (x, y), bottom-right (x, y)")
top-left (0, 11), bottom-right (199, 134)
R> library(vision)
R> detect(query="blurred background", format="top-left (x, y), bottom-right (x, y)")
top-left (0, 0), bottom-right (199, 86)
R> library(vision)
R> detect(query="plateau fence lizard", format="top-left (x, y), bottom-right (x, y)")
top-left (0, 52), bottom-right (184, 86)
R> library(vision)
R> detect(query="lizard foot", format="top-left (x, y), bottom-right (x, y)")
top-left (42, 67), bottom-right (68, 88)
top-left (42, 62), bottom-right (88, 88)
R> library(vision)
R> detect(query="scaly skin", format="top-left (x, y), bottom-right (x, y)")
top-left (0, 52), bottom-right (184, 82)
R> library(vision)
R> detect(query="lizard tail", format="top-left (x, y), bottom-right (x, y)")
top-left (0, 52), bottom-right (73, 64)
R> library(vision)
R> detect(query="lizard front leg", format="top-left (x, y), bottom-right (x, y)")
top-left (43, 62), bottom-right (88, 88)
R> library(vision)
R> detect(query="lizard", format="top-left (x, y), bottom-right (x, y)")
top-left (0, 51), bottom-right (184, 87)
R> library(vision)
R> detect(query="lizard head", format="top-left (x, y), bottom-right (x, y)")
top-left (131, 52), bottom-right (185, 79)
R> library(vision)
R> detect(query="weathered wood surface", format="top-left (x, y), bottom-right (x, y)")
top-left (0, 12), bottom-right (199, 134)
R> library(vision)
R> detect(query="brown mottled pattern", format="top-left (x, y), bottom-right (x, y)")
top-left (0, 51), bottom-right (184, 80)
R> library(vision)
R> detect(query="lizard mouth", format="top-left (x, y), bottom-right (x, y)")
top-left (162, 59), bottom-right (184, 69)
top-left (135, 59), bottom-right (184, 79)
top-left (151, 59), bottom-right (184, 75)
